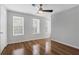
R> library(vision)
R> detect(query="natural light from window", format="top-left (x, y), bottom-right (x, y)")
top-left (32, 19), bottom-right (40, 34)
top-left (13, 16), bottom-right (24, 36)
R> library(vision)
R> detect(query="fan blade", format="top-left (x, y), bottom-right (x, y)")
top-left (42, 10), bottom-right (53, 12)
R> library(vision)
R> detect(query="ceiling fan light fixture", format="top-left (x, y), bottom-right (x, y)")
top-left (38, 10), bottom-right (43, 14)
top-left (37, 8), bottom-right (44, 14)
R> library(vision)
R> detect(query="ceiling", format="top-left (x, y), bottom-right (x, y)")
top-left (4, 4), bottom-right (79, 15)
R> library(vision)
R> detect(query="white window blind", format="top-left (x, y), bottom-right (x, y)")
top-left (13, 16), bottom-right (24, 36)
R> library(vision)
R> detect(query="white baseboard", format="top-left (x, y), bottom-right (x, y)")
top-left (52, 39), bottom-right (79, 49)
top-left (8, 37), bottom-right (48, 44)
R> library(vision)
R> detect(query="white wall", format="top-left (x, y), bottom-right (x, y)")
top-left (0, 5), bottom-right (7, 54)
top-left (7, 10), bottom-right (50, 44)
top-left (51, 6), bottom-right (79, 49)
top-left (0, 5), bottom-right (1, 54)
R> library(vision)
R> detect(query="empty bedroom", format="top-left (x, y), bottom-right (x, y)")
top-left (0, 4), bottom-right (79, 55)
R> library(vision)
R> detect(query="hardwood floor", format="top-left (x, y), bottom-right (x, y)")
top-left (1, 39), bottom-right (79, 55)
top-left (51, 41), bottom-right (79, 55)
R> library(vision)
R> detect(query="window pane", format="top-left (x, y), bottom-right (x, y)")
top-left (32, 19), bottom-right (40, 34)
top-left (13, 16), bottom-right (24, 36)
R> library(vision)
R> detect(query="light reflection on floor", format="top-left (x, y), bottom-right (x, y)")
top-left (45, 40), bottom-right (51, 54)
top-left (12, 40), bottom-right (51, 55)
top-left (33, 44), bottom-right (40, 55)
top-left (12, 48), bottom-right (24, 55)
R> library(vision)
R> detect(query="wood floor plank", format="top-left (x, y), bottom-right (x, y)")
top-left (1, 39), bottom-right (79, 55)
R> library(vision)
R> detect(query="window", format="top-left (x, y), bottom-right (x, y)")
top-left (32, 19), bottom-right (40, 34)
top-left (46, 20), bottom-right (51, 34)
top-left (13, 16), bottom-right (24, 36)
